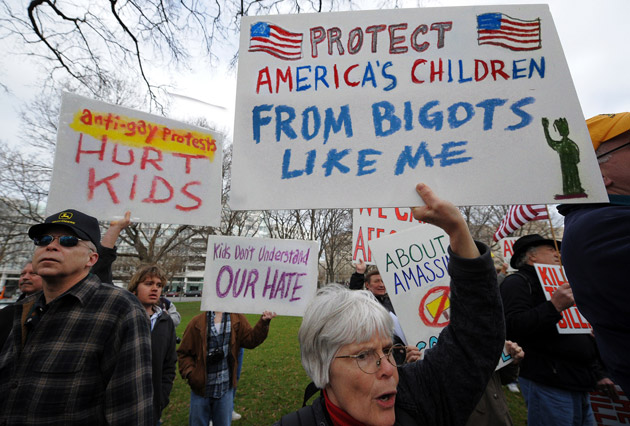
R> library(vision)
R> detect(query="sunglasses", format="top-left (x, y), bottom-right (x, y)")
top-left (32, 235), bottom-right (81, 247)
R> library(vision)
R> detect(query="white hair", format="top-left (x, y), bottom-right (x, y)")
top-left (298, 284), bottom-right (394, 388)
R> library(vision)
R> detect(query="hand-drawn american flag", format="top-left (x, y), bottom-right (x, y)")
top-left (248, 22), bottom-right (303, 61)
top-left (477, 13), bottom-right (541, 51)
top-left (493, 204), bottom-right (549, 242)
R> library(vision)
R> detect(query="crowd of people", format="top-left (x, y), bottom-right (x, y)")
top-left (0, 113), bottom-right (628, 426)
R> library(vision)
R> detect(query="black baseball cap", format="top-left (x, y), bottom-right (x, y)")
top-left (510, 234), bottom-right (560, 269)
top-left (28, 209), bottom-right (101, 247)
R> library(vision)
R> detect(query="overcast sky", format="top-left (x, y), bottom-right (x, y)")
top-left (1, 0), bottom-right (629, 145)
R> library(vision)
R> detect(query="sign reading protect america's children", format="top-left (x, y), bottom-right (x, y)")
top-left (231, 5), bottom-right (608, 210)
top-left (201, 235), bottom-right (319, 316)
top-left (47, 92), bottom-right (223, 226)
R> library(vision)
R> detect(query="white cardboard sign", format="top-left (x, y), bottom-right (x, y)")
top-left (232, 5), bottom-right (608, 210)
top-left (369, 224), bottom-right (451, 351)
top-left (352, 207), bottom-right (424, 264)
top-left (370, 225), bottom-right (513, 369)
top-left (48, 92), bottom-right (223, 226)
top-left (201, 235), bottom-right (319, 316)
top-left (534, 263), bottom-right (592, 334)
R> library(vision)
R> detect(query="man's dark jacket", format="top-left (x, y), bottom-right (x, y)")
top-left (500, 265), bottom-right (603, 391)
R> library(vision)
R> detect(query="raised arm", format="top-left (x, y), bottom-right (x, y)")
top-left (101, 211), bottom-right (131, 249)
top-left (92, 211), bottom-right (132, 283)
top-left (411, 183), bottom-right (479, 259)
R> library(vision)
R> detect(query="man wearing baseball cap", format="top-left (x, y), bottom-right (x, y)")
top-left (500, 234), bottom-right (610, 425)
top-left (558, 112), bottom-right (630, 395)
top-left (0, 209), bottom-right (154, 425)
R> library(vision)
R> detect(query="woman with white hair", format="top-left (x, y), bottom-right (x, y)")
top-left (276, 183), bottom-right (505, 426)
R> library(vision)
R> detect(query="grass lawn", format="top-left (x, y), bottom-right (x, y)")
top-left (161, 301), bottom-right (527, 425)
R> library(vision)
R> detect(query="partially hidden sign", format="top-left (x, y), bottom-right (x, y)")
top-left (201, 235), bottom-right (319, 316)
top-left (590, 386), bottom-right (629, 426)
top-left (369, 224), bottom-right (451, 352)
top-left (370, 225), bottom-right (513, 369)
top-left (47, 92), bottom-right (223, 226)
top-left (534, 263), bottom-right (592, 334)
top-left (352, 207), bottom-right (424, 264)
top-left (231, 5), bottom-right (608, 210)
top-left (499, 237), bottom-right (518, 272)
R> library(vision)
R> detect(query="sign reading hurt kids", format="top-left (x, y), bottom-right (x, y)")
top-left (47, 92), bottom-right (223, 226)
top-left (231, 5), bottom-right (608, 210)
top-left (370, 225), bottom-right (514, 369)
top-left (201, 235), bottom-right (319, 316)
top-left (534, 263), bottom-right (592, 334)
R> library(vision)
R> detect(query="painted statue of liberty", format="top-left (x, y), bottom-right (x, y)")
top-left (542, 117), bottom-right (586, 199)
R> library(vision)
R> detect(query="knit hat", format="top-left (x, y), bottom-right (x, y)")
top-left (586, 113), bottom-right (630, 151)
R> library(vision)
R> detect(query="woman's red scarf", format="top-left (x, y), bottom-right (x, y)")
top-left (323, 389), bottom-right (366, 426)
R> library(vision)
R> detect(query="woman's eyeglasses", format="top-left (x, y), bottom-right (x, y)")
top-left (335, 344), bottom-right (407, 374)
top-left (32, 235), bottom-right (81, 247)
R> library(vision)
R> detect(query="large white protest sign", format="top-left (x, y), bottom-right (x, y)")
top-left (201, 235), bottom-right (319, 316)
top-left (534, 263), bottom-right (592, 334)
top-left (231, 5), bottom-right (608, 210)
top-left (352, 207), bottom-right (424, 263)
top-left (369, 224), bottom-right (451, 351)
top-left (47, 92), bottom-right (223, 226)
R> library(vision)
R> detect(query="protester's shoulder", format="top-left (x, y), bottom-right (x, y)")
top-left (186, 312), bottom-right (206, 328)
top-left (447, 241), bottom-right (492, 276)
top-left (275, 396), bottom-right (328, 426)
top-left (87, 275), bottom-right (144, 311)
top-left (15, 291), bottom-right (41, 306)
top-left (558, 201), bottom-right (630, 220)
top-left (154, 311), bottom-right (176, 335)
top-left (230, 312), bottom-right (260, 326)
top-left (501, 270), bottom-right (533, 291)
top-left (158, 311), bottom-right (176, 329)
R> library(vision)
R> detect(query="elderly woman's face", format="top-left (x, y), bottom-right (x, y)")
top-left (326, 334), bottom-right (399, 426)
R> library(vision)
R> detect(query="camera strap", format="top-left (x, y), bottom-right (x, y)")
top-left (207, 311), bottom-right (228, 357)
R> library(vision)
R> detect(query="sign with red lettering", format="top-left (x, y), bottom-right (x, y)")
top-left (534, 263), bottom-right (592, 334)
top-left (590, 386), bottom-right (630, 426)
top-left (47, 92), bottom-right (223, 226)
top-left (231, 5), bottom-right (608, 210)
top-left (352, 207), bottom-right (424, 263)
top-left (499, 237), bottom-right (518, 272)
top-left (201, 235), bottom-right (319, 316)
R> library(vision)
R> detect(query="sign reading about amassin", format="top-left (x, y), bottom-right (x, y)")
top-left (534, 263), bottom-right (592, 334)
top-left (201, 235), bottom-right (319, 316)
top-left (371, 226), bottom-right (517, 369)
top-left (369, 224), bottom-right (451, 352)
top-left (47, 92), bottom-right (223, 226)
top-left (231, 5), bottom-right (607, 210)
